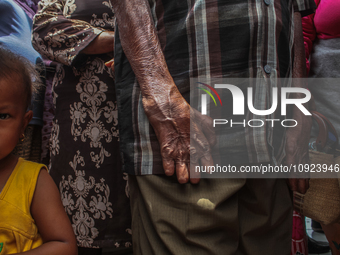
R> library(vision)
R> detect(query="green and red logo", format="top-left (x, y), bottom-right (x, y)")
top-left (197, 82), bottom-right (222, 107)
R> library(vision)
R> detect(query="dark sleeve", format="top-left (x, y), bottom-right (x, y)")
top-left (293, 0), bottom-right (316, 17)
top-left (32, 0), bottom-right (104, 66)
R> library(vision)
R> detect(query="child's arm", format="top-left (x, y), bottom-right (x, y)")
top-left (16, 168), bottom-right (78, 255)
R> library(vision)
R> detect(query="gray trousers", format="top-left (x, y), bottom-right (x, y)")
top-left (129, 174), bottom-right (292, 255)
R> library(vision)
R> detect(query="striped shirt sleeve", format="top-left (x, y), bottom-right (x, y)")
top-left (293, 0), bottom-right (316, 16)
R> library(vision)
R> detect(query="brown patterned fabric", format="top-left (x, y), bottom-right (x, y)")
top-left (32, 0), bottom-right (132, 249)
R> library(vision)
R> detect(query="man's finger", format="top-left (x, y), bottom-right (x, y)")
top-left (190, 162), bottom-right (200, 184)
top-left (176, 161), bottom-right (189, 184)
top-left (163, 158), bottom-right (175, 177)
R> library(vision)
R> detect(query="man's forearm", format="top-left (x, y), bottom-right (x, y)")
top-left (111, 0), bottom-right (175, 101)
top-left (111, 0), bottom-right (192, 183)
top-left (110, 0), bottom-right (216, 183)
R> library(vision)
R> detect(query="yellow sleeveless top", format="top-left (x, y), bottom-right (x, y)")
top-left (0, 158), bottom-right (45, 254)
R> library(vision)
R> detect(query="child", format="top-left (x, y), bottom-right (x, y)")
top-left (0, 47), bottom-right (77, 255)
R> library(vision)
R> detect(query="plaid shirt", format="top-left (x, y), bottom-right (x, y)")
top-left (114, 0), bottom-right (315, 175)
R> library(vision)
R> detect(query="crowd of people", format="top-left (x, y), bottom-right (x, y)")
top-left (1, 0), bottom-right (339, 254)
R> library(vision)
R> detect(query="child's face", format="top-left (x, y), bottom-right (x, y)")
top-left (0, 78), bottom-right (32, 161)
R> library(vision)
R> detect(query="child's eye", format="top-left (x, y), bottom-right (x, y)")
top-left (0, 114), bottom-right (10, 120)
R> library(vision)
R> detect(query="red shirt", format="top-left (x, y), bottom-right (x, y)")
top-left (302, 0), bottom-right (340, 74)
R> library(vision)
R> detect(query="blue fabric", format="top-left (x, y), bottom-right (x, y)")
top-left (0, 0), bottom-right (41, 65)
top-left (0, 0), bottom-right (44, 126)
top-left (12, 0), bottom-right (39, 20)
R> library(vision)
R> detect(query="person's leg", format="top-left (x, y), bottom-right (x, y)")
top-left (129, 174), bottom-right (246, 255)
top-left (238, 179), bottom-right (293, 255)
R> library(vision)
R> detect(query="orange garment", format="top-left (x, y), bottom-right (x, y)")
top-left (0, 158), bottom-right (45, 254)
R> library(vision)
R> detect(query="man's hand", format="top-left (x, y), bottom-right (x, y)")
top-left (142, 87), bottom-right (216, 184)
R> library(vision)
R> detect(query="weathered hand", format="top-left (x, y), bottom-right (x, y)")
top-left (143, 89), bottom-right (216, 184)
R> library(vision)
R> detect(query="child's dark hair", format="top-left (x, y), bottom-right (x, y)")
top-left (0, 47), bottom-right (39, 109)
